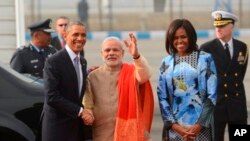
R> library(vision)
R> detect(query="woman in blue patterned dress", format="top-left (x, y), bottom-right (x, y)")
top-left (157, 19), bottom-right (217, 141)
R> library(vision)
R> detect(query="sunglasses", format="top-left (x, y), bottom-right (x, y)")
top-left (58, 24), bottom-right (67, 27)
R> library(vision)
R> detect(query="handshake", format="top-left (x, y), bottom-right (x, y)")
top-left (80, 109), bottom-right (94, 125)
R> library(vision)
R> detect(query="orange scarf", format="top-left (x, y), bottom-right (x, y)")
top-left (114, 64), bottom-right (154, 141)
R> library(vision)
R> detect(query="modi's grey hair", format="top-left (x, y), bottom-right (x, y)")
top-left (102, 36), bottom-right (123, 49)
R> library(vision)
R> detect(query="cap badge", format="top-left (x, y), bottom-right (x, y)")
top-left (215, 13), bottom-right (222, 20)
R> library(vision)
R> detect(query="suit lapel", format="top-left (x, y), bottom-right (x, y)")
top-left (215, 39), bottom-right (231, 72)
top-left (232, 39), bottom-right (240, 62)
top-left (230, 39), bottom-right (241, 70)
top-left (80, 57), bottom-right (86, 74)
top-left (80, 56), bottom-right (88, 98)
top-left (61, 49), bottom-right (80, 94)
top-left (62, 48), bottom-right (76, 73)
top-left (61, 49), bottom-right (87, 99)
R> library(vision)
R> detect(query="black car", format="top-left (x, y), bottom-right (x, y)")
top-left (0, 61), bottom-right (44, 141)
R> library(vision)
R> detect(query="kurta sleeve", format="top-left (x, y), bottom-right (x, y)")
top-left (82, 78), bottom-right (94, 110)
top-left (134, 55), bottom-right (152, 84)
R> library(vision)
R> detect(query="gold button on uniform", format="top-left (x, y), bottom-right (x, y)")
top-left (224, 74), bottom-right (227, 77)
top-left (225, 94), bottom-right (228, 97)
top-left (235, 83), bottom-right (238, 87)
top-left (224, 84), bottom-right (227, 87)
top-left (235, 73), bottom-right (238, 76)
top-left (236, 93), bottom-right (239, 96)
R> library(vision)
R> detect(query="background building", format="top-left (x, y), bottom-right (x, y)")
top-left (24, 0), bottom-right (250, 31)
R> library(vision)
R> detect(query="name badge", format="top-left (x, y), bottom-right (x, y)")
top-left (30, 59), bottom-right (39, 63)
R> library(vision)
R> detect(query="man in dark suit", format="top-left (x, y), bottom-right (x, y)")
top-left (51, 16), bottom-right (69, 50)
top-left (42, 21), bottom-right (93, 141)
top-left (10, 19), bottom-right (57, 78)
top-left (200, 10), bottom-right (248, 141)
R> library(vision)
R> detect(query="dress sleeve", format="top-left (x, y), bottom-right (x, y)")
top-left (197, 54), bottom-right (217, 127)
top-left (157, 60), bottom-right (176, 129)
top-left (206, 54), bottom-right (217, 105)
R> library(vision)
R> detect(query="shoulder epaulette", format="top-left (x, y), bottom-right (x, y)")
top-left (16, 45), bottom-right (28, 51)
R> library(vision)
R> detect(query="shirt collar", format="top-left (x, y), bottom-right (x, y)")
top-left (31, 42), bottom-right (43, 52)
top-left (219, 38), bottom-right (233, 48)
top-left (65, 45), bottom-right (80, 63)
top-left (58, 35), bottom-right (64, 42)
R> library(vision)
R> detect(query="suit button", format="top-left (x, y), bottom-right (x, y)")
top-left (235, 83), bottom-right (238, 87)
top-left (224, 74), bottom-right (227, 77)
top-left (225, 94), bottom-right (228, 97)
top-left (236, 93), bottom-right (239, 96)
top-left (224, 83), bottom-right (227, 87)
top-left (235, 73), bottom-right (238, 76)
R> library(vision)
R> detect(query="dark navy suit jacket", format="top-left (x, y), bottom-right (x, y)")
top-left (41, 48), bottom-right (92, 141)
top-left (200, 38), bottom-right (248, 121)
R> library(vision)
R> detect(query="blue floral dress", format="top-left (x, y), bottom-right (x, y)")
top-left (157, 51), bottom-right (217, 141)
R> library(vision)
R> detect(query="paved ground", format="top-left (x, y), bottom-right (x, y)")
top-left (1, 37), bottom-right (249, 141)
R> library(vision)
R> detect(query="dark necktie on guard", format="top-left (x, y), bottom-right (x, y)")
top-left (225, 43), bottom-right (231, 59)
top-left (39, 49), bottom-right (45, 60)
top-left (74, 56), bottom-right (81, 96)
top-left (61, 38), bottom-right (65, 48)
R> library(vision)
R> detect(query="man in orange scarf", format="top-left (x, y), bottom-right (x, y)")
top-left (82, 33), bottom-right (154, 141)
